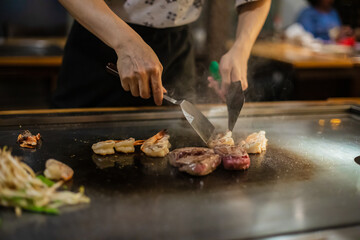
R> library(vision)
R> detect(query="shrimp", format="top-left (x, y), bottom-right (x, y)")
top-left (239, 131), bottom-right (268, 154)
top-left (140, 129), bottom-right (171, 157)
top-left (114, 138), bottom-right (144, 153)
top-left (17, 130), bottom-right (41, 149)
top-left (91, 140), bottom-right (116, 155)
top-left (92, 138), bottom-right (144, 155)
top-left (44, 159), bottom-right (74, 181)
top-left (207, 130), bottom-right (234, 148)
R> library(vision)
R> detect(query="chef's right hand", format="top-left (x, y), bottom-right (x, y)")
top-left (115, 34), bottom-right (165, 106)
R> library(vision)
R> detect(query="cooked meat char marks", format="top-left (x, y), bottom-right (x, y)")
top-left (176, 148), bottom-right (213, 159)
top-left (169, 147), bottom-right (221, 176)
top-left (170, 147), bottom-right (214, 161)
top-left (178, 154), bottom-right (221, 176)
top-left (214, 145), bottom-right (250, 170)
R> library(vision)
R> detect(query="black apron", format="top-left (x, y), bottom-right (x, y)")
top-left (52, 21), bottom-right (196, 108)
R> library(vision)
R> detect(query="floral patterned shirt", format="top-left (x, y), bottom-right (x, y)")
top-left (106, 0), bottom-right (258, 28)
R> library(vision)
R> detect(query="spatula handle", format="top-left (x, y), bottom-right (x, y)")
top-left (106, 62), bottom-right (178, 105)
top-left (163, 95), bottom-right (179, 105)
top-left (106, 62), bottom-right (119, 76)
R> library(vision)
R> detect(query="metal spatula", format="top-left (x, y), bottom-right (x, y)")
top-left (163, 94), bottom-right (215, 144)
top-left (209, 61), bottom-right (245, 131)
top-left (106, 63), bottom-right (215, 144)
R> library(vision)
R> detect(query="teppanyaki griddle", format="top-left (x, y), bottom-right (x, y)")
top-left (0, 103), bottom-right (360, 240)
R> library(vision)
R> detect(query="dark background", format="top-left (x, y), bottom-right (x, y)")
top-left (0, 0), bottom-right (359, 110)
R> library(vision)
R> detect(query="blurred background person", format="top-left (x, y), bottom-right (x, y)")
top-left (296, 0), bottom-right (353, 41)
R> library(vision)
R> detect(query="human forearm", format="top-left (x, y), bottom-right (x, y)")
top-left (58, 0), bottom-right (164, 105)
top-left (211, 0), bottom-right (271, 97)
top-left (232, 0), bottom-right (271, 57)
top-left (58, 0), bottom-right (138, 50)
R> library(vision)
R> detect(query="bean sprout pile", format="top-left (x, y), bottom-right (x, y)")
top-left (0, 147), bottom-right (90, 216)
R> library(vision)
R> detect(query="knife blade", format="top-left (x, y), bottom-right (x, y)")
top-left (106, 63), bottom-right (215, 144)
top-left (226, 81), bottom-right (244, 131)
top-left (209, 61), bottom-right (245, 131)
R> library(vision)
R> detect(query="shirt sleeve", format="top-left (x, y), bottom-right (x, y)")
top-left (235, 0), bottom-right (259, 8)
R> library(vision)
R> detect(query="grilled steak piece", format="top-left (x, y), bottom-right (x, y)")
top-left (214, 145), bottom-right (250, 170)
top-left (169, 147), bottom-right (221, 176)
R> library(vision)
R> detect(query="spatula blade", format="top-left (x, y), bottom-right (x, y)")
top-left (226, 81), bottom-right (245, 131)
top-left (104, 62), bottom-right (215, 143)
top-left (180, 100), bottom-right (215, 144)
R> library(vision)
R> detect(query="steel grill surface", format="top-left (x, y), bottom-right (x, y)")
top-left (0, 104), bottom-right (360, 239)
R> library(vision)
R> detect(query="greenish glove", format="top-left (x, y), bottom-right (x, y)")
top-left (209, 61), bottom-right (222, 83)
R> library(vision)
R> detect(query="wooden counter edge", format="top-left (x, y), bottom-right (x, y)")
top-left (0, 56), bottom-right (62, 67)
top-left (251, 41), bottom-right (354, 69)
top-left (1, 99), bottom-right (359, 115)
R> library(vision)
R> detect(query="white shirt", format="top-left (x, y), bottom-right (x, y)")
top-left (106, 0), bottom-right (258, 28)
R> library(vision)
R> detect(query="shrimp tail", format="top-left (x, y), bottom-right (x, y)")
top-left (134, 140), bottom-right (145, 146)
top-left (157, 129), bottom-right (167, 138)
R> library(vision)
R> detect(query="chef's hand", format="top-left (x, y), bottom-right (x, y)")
top-left (57, 0), bottom-right (166, 105)
top-left (115, 34), bottom-right (165, 106)
top-left (208, 0), bottom-right (271, 102)
top-left (208, 46), bottom-right (248, 102)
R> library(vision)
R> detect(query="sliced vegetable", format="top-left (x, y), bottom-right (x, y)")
top-left (0, 148), bottom-right (90, 216)
top-left (22, 205), bottom-right (59, 215)
top-left (36, 175), bottom-right (55, 187)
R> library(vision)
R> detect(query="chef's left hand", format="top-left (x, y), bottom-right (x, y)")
top-left (208, 46), bottom-right (248, 102)
top-left (207, 0), bottom-right (271, 102)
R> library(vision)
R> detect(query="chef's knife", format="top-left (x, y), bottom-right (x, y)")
top-left (106, 63), bottom-right (215, 144)
top-left (209, 61), bottom-right (245, 131)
